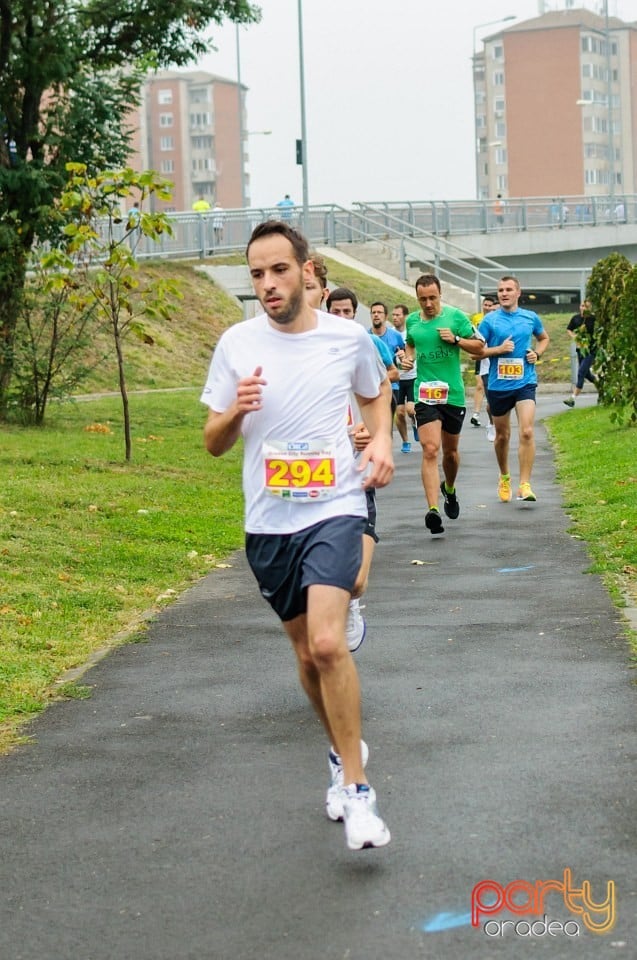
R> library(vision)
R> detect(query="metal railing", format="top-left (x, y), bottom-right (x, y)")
top-left (75, 194), bottom-right (624, 304)
top-left (124, 192), bottom-right (637, 264)
top-left (353, 194), bottom-right (637, 236)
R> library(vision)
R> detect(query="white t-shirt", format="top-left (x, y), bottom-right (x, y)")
top-left (201, 311), bottom-right (386, 534)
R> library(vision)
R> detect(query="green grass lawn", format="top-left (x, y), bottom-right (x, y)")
top-left (546, 406), bottom-right (637, 614)
top-left (1, 390), bottom-right (244, 750)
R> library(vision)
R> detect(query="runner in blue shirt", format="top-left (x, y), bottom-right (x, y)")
top-left (478, 275), bottom-right (550, 504)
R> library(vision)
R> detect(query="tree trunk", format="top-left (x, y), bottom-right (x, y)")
top-left (113, 324), bottom-right (131, 461)
top-left (0, 234), bottom-right (28, 420)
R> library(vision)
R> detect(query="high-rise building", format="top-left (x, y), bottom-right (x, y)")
top-left (473, 7), bottom-right (637, 199)
top-left (128, 70), bottom-right (248, 211)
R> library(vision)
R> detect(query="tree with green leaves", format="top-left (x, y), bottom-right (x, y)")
top-left (54, 164), bottom-right (183, 461)
top-left (0, 0), bottom-right (260, 418)
top-left (587, 251), bottom-right (637, 425)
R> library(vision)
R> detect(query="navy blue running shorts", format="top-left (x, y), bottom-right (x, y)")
top-left (245, 515), bottom-right (366, 623)
top-left (487, 383), bottom-right (536, 417)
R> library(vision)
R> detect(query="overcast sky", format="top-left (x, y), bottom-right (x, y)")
top-left (196, 0), bottom-right (632, 208)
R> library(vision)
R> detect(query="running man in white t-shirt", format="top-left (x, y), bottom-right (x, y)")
top-left (201, 221), bottom-right (393, 850)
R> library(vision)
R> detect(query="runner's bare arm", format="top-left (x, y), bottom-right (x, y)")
top-left (350, 378), bottom-right (392, 449)
top-left (203, 366), bottom-right (267, 457)
top-left (354, 389), bottom-right (394, 489)
top-left (529, 330), bottom-right (550, 363)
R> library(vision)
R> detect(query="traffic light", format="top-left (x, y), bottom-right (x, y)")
top-left (296, 139), bottom-right (303, 165)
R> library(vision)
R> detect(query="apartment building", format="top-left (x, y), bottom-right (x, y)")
top-left (473, 7), bottom-right (637, 199)
top-left (128, 70), bottom-right (247, 211)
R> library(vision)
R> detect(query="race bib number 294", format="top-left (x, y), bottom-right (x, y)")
top-left (263, 440), bottom-right (337, 501)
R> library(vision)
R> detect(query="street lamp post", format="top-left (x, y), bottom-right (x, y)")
top-left (235, 25), bottom-right (246, 209)
top-left (603, 0), bottom-right (615, 199)
top-left (297, 0), bottom-right (309, 233)
top-left (472, 16), bottom-right (516, 199)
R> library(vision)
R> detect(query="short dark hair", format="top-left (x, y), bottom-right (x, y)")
top-left (415, 274), bottom-right (441, 293)
top-left (498, 274), bottom-right (521, 289)
top-left (370, 301), bottom-right (387, 315)
top-left (326, 286), bottom-right (358, 312)
top-left (246, 220), bottom-right (309, 266)
top-left (393, 304), bottom-right (409, 317)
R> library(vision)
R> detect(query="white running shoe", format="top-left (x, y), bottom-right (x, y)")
top-left (486, 424), bottom-right (496, 442)
top-left (346, 598), bottom-right (366, 653)
top-left (342, 783), bottom-right (391, 850)
top-left (326, 740), bottom-right (369, 822)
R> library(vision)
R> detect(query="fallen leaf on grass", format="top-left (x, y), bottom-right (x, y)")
top-left (215, 563), bottom-right (232, 569)
top-left (156, 589), bottom-right (178, 602)
top-left (84, 423), bottom-right (112, 434)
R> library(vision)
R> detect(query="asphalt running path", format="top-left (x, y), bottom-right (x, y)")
top-left (1, 391), bottom-right (635, 959)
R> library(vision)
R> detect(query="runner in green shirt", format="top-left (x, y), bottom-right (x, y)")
top-left (403, 273), bottom-right (483, 536)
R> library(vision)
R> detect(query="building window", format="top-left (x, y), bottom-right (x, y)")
top-left (494, 98), bottom-right (505, 114)
top-left (160, 136), bottom-right (174, 151)
top-left (495, 148), bottom-right (507, 165)
top-left (190, 87), bottom-right (211, 104)
top-left (496, 174), bottom-right (508, 191)
top-left (159, 113), bottom-right (173, 127)
top-left (495, 121), bottom-right (506, 138)
top-left (190, 111), bottom-right (212, 128)
top-left (192, 135), bottom-right (214, 150)
top-left (160, 159), bottom-right (175, 173)
top-left (493, 71), bottom-right (504, 86)
top-left (192, 157), bottom-right (215, 172)
top-left (158, 89), bottom-right (173, 104)
top-left (492, 44), bottom-right (503, 59)
top-left (193, 180), bottom-right (215, 195)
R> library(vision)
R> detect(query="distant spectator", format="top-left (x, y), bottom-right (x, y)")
top-left (276, 194), bottom-right (295, 221)
top-left (212, 203), bottom-right (225, 244)
top-left (563, 300), bottom-right (597, 408)
top-left (494, 194), bottom-right (505, 229)
top-left (192, 196), bottom-right (211, 213)
top-left (127, 202), bottom-right (140, 229)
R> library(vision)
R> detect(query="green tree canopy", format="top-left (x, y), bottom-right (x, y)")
top-left (0, 0), bottom-right (260, 415)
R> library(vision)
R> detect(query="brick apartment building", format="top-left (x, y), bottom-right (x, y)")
top-left (128, 70), bottom-right (247, 212)
top-left (473, 6), bottom-right (637, 199)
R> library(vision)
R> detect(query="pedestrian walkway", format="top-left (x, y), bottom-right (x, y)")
top-left (1, 393), bottom-right (635, 959)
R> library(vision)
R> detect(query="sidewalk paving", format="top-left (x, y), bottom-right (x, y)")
top-left (1, 391), bottom-right (635, 960)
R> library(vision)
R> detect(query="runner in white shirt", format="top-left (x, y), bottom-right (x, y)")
top-left (201, 221), bottom-right (393, 850)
